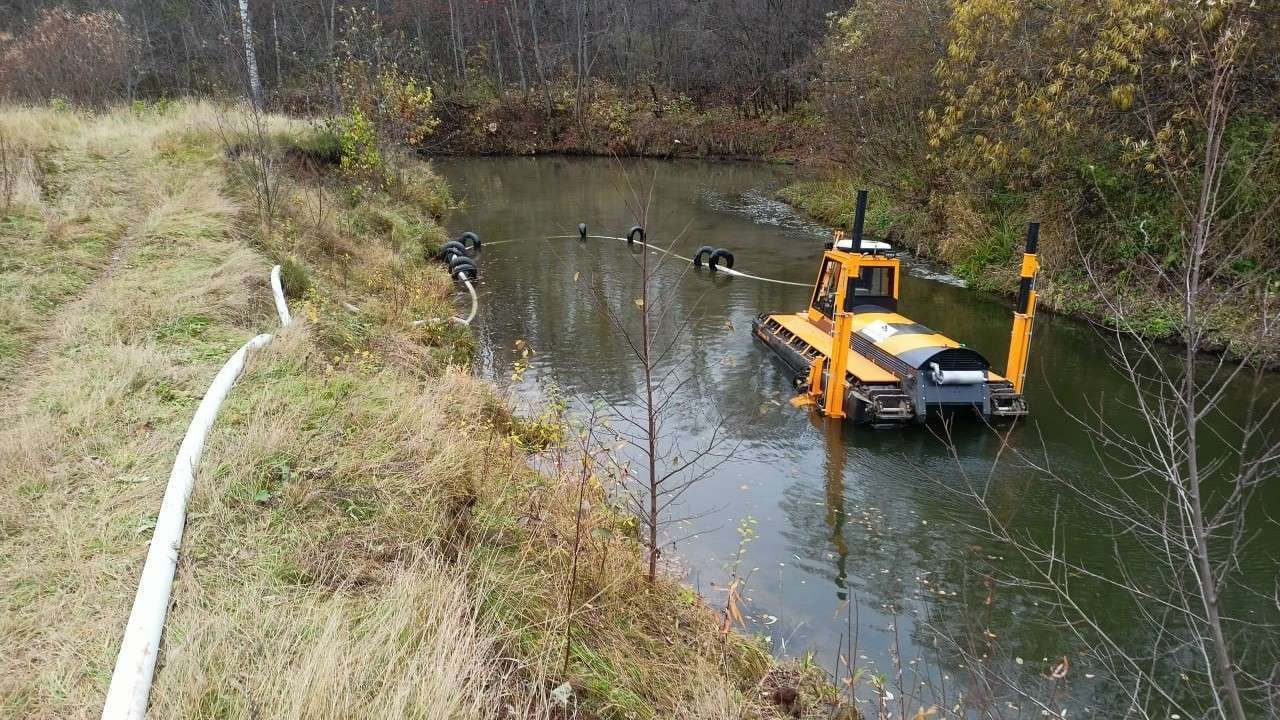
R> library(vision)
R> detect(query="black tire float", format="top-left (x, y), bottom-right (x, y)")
top-left (578, 223), bottom-right (588, 240)
top-left (627, 225), bottom-right (645, 245)
top-left (450, 259), bottom-right (478, 281)
top-left (448, 253), bottom-right (474, 272)
top-left (709, 248), bottom-right (735, 272)
top-left (693, 245), bottom-right (715, 266)
top-left (440, 240), bottom-right (468, 261)
top-left (458, 231), bottom-right (481, 251)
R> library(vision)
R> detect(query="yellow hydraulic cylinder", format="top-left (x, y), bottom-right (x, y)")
top-left (823, 311), bottom-right (853, 419)
top-left (1005, 223), bottom-right (1041, 395)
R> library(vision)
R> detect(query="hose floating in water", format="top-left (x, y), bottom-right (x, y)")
top-left (436, 232), bottom-right (481, 320)
top-left (102, 267), bottom-right (290, 720)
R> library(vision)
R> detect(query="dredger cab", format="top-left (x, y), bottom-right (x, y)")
top-left (751, 190), bottom-right (1037, 426)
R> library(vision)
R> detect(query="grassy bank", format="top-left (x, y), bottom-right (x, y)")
top-left (777, 177), bottom-right (1278, 364)
top-left (0, 103), bottom-right (830, 719)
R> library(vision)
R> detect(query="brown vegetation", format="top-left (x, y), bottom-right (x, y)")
top-left (0, 10), bottom-right (128, 107)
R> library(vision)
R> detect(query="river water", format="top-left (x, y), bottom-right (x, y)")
top-left (438, 156), bottom-right (1278, 714)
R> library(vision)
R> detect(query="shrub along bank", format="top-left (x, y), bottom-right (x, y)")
top-left (427, 81), bottom-right (836, 163)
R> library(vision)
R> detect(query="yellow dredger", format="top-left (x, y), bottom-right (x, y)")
top-left (752, 190), bottom-right (1040, 426)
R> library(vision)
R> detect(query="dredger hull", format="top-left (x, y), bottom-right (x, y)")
top-left (752, 312), bottom-right (1027, 425)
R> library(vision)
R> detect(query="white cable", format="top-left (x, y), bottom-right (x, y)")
top-left (102, 268), bottom-right (290, 720)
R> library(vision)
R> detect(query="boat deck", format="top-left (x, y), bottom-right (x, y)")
top-left (768, 313), bottom-right (898, 384)
top-left (766, 312), bottom-right (1012, 385)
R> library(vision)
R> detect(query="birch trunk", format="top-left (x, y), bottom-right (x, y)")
top-left (238, 0), bottom-right (263, 107)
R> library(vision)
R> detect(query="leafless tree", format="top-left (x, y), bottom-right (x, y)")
top-left (581, 173), bottom-right (738, 583)
top-left (212, 103), bottom-right (281, 235)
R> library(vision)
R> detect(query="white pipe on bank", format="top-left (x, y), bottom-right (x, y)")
top-left (102, 266), bottom-right (290, 720)
top-left (270, 264), bottom-right (292, 327)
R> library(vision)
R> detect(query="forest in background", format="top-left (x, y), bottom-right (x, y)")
top-left (1, 0), bottom-right (1277, 358)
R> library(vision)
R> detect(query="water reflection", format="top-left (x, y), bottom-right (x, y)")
top-left (816, 416), bottom-right (850, 601)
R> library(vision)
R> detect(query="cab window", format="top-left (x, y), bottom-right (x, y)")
top-left (845, 266), bottom-right (895, 311)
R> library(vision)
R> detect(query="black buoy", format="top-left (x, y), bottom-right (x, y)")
top-left (578, 223), bottom-right (588, 240)
top-left (440, 240), bottom-right (468, 261)
top-left (709, 248), bottom-right (735, 271)
top-left (459, 231), bottom-right (481, 251)
top-left (693, 245), bottom-right (714, 266)
top-left (627, 226), bottom-right (645, 245)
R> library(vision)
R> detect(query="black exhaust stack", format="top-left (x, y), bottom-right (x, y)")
top-left (852, 189), bottom-right (868, 252)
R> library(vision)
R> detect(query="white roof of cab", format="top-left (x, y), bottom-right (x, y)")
top-left (835, 238), bottom-right (892, 252)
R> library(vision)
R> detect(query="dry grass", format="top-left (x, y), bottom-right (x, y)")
top-left (0, 102), bottom-right (819, 720)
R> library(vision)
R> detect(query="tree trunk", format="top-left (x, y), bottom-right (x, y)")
top-left (642, 233), bottom-right (658, 583)
top-left (505, 0), bottom-right (528, 93)
top-left (271, 2), bottom-right (282, 92)
top-left (238, 0), bottom-right (263, 107)
top-left (527, 0), bottom-right (553, 119)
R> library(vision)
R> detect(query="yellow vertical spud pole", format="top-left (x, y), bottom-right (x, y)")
top-left (1006, 223), bottom-right (1041, 395)
top-left (824, 311), bottom-right (853, 419)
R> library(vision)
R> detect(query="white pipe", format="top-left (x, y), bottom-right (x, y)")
top-left (270, 264), bottom-right (292, 326)
top-left (454, 277), bottom-right (478, 325)
top-left (348, 271), bottom-right (478, 325)
top-left (103, 269), bottom-right (290, 720)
